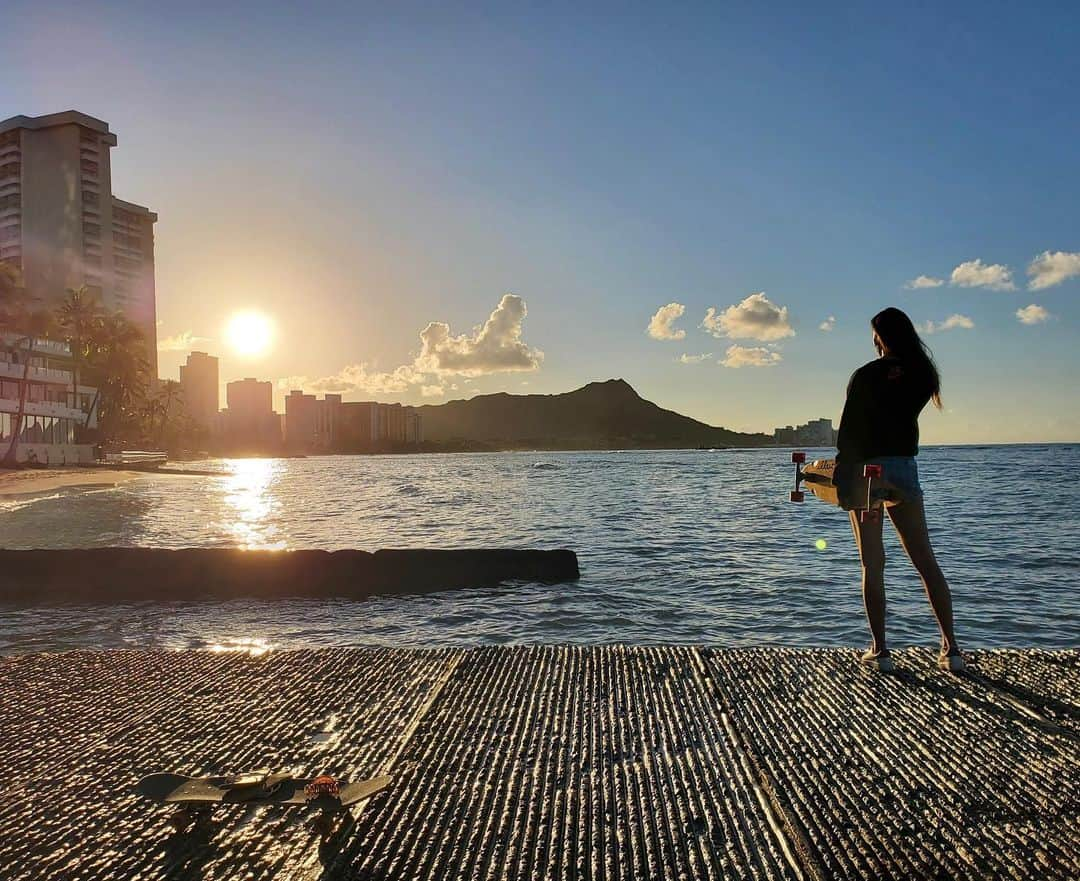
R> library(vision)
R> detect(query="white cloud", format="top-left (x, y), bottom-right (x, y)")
top-left (949, 259), bottom-right (1015, 291)
top-left (677, 352), bottom-right (712, 364)
top-left (1016, 304), bottom-right (1051, 325)
top-left (158, 331), bottom-right (211, 352)
top-left (416, 293), bottom-right (543, 376)
top-left (819, 316), bottom-right (836, 332)
top-left (919, 314), bottom-right (975, 334)
top-left (278, 294), bottom-right (542, 398)
top-left (702, 292), bottom-right (795, 341)
top-left (905, 275), bottom-right (945, 289)
top-left (647, 303), bottom-right (687, 340)
top-left (1027, 251), bottom-right (1080, 291)
top-left (277, 362), bottom-right (422, 396)
top-left (720, 345), bottom-right (783, 368)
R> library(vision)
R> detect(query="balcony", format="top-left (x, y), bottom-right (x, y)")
top-left (0, 336), bottom-right (73, 357)
top-left (0, 397), bottom-right (90, 424)
top-left (0, 360), bottom-right (73, 385)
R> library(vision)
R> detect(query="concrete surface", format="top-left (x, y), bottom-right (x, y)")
top-left (0, 548), bottom-right (580, 602)
top-left (0, 647), bottom-right (1075, 880)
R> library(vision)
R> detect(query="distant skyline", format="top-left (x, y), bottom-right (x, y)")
top-left (3, 2), bottom-right (1078, 442)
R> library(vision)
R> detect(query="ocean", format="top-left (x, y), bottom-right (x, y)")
top-left (1, 445), bottom-right (1077, 653)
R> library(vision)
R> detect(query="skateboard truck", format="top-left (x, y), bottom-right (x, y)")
top-left (860, 464), bottom-right (883, 522)
top-left (789, 451), bottom-right (806, 502)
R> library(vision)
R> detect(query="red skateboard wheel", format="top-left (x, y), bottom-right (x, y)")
top-left (863, 464), bottom-right (883, 478)
top-left (791, 452), bottom-right (806, 464)
top-left (859, 509), bottom-right (880, 523)
top-left (790, 490), bottom-right (805, 502)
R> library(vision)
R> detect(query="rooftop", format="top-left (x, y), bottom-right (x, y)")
top-left (0, 111), bottom-right (117, 146)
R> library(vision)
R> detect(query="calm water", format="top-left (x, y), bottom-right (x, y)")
top-left (1, 446), bottom-right (1077, 653)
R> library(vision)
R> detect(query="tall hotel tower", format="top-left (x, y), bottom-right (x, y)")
top-left (0, 111), bottom-right (159, 375)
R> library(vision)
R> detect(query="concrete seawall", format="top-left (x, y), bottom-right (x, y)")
top-left (0, 548), bottom-right (580, 602)
top-left (0, 647), bottom-right (1076, 880)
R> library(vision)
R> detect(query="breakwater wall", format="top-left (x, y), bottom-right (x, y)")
top-left (0, 647), bottom-right (1076, 880)
top-left (0, 547), bottom-right (579, 602)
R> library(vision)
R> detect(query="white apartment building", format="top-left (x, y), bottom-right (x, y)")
top-left (0, 333), bottom-right (98, 464)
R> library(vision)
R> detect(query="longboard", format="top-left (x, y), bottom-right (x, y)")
top-left (788, 453), bottom-right (903, 521)
top-left (136, 771), bottom-right (391, 810)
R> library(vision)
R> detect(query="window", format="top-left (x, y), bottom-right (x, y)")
top-left (82, 222), bottom-right (100, 239)
top-left (0, 193), bottom-right (18, 210)
top-left (0, 226), bottom-right (19, 242)
top-left (82, 190), bottom-right (99, 206)
top-left (0, 131), bottom-right (19, 148)
top-left (80, 160), bottom-right (99, 175)
top-left (0, 162), bottom-right (19, 178)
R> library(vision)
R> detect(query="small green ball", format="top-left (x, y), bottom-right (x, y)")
top-left (815, 538), bottom-right (828, 551)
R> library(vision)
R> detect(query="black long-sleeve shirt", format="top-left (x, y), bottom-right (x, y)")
top-left (835, 356), bottom-right (933, 464)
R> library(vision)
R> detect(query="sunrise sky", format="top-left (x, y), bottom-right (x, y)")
top-left (3, 2), bottom-right (1078, 442)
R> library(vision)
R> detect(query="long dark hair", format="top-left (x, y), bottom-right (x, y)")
top-left (871, 307), bottom-right (942, 409)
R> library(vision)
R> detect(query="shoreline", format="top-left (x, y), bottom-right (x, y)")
top-left (0, 467), bottom-right (144, 498)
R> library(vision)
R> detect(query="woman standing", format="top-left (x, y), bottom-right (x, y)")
top-left (835, 307), bottom-right (964, 673)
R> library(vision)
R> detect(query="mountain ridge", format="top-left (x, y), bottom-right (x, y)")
top-left (416, 378), bottom-right (772, 449)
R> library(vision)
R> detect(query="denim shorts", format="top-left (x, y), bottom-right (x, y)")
top-left (866, 455), bottom-right (923, 501)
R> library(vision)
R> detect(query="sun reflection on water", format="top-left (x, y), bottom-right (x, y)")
top-left (207, 638), bottom-right (273, 657)
top-left (221, 458), bottom-right (287, 550)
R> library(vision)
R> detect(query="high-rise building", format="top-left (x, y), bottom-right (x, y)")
top-left (0, 111), bottom-right (158, 374)
top-left (284, 389), bottom-right (317, 451)
top-left (224, 378), bottom-right (279, 451)
top-left (284, 393), bottom-right (423, 452)
top-left (179, 351), bottom-right (219, 429)
top-left (773, 418), bottom-right (837, 447)
top-left (226, 378), bottom-right (273, 422)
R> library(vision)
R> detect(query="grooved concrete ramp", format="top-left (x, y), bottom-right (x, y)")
top-left (0, 648), bottom-right (1075, 880)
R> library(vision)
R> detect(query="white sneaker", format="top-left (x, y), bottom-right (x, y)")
top-left (859, 648), bottom-right (895, 673)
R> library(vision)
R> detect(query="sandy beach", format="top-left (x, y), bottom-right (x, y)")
top-left (0, 467), bottom-right (143, 498)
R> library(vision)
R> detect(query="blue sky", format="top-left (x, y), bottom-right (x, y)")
top-left (3, 1), bottom-right (1078, 441)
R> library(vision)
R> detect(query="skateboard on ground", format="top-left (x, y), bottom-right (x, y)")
top-left (788, 453), bottom-right (903, 522)
top-left (137, 768), bottom-right (391, 830)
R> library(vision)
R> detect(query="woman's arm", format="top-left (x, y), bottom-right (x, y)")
top-left (835, 368), bottom-right (873, 505)
top-left (836, 368), bottom-right (871, 464)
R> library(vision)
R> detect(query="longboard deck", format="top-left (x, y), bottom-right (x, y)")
top-left (792, 456), bottom-right (904, 511)
top-left (137, 773), bottom-right (391, 808)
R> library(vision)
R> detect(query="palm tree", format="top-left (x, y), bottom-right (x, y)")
top-left (86, 310), bottom-right (150, 445)
top-left (153, 379), bottom-right (182, 447)
top-left (1, 265), bottom-right (55, 466)
top-left (55, 286), bottom-right (105, 440)
top-left (0, 262), bottom-right (20, 316)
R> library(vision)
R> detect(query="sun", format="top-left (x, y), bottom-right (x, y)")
top-left (225, 311), bottom-right (274, 358)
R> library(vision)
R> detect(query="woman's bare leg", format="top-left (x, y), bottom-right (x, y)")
top-left (887, 498), bottom-right (959, 655)
top-left (849, 508), bottom-right (887, 653)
